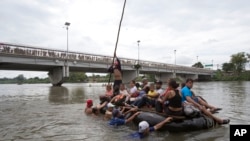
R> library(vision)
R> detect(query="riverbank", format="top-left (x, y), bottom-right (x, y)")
top-left (212, 70), bottom-right (250, 81)
top-left (1, 71), bottom-right (249, 84)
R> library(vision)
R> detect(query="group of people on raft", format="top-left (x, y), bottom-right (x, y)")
top-left (84, 54), bottom-right (230, 138)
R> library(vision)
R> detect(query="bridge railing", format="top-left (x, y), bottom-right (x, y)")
top-left (0, 42), bottom-right (213, 74)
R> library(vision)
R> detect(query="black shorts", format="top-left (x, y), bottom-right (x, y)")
top-left (113, 80), bottom-right (122, 96)
top-left (113, 80), bottom-right (122, 88)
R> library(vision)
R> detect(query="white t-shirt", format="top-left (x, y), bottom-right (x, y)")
top-left (120, 89), bottom-right (129, 95)
top-left (157, 88), bottom-right (164, 96)
top-left (129, 86), bottom-right (137, 94)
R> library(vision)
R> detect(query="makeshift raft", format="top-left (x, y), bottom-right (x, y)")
top-left (133, 111), bottom-right (217, 132)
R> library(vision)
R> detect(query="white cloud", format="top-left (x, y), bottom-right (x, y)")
top-left (0, 0), bottom-right (250, 78)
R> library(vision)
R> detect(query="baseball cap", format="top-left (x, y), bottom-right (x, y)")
top-left (107, 102), bottom-right (115, 108)
top-left (86, 99), bottom-right (93, 108)
top-left (138, 121), bottom-right (149, 133)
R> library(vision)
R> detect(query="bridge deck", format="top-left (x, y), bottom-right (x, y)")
top-left (0, 42), bottom-right (213, 75)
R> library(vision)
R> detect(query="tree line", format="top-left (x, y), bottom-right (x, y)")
top-left (192, 52), bottom-right (250, 81)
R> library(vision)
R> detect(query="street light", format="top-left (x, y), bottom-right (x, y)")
top-left (65, 22), bottom-right (70, 59)
top-left (137, 40), bottom-right (140, 65)
top-left (174, 50), bottom-right (176, 65)
top-left (197, 56), bottom-right (198, 63)
top-left (174, 50), bottom-right (176, 78)
top-left (212, 59), bottom-right (213, 70)
top-left (64, 22), bottom-right (70, 78)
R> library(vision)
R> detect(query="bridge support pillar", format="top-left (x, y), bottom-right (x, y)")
top-left (63, 65), bottom-right (69, 77)
top-left (178, 74), bottom-right (198, 82)
top-left (155, 73), bottom-right (174, 81)
top-left (48, 67), bottom-right (65, 86)
top-left (122, 70), bottom-right (137, 84)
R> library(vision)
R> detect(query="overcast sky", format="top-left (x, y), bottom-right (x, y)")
top-left (1, 0), bottom-right (250, 78)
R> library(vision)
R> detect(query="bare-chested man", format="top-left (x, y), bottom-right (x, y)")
top-left (108, 53), bottom-right (122, 97)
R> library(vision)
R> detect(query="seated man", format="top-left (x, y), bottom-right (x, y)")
top-left (154, 80), bottom-right (167, 112)
top-left (181, 78), bottom-right (230, 124)
top-left (125, 80), bottom-right (139, 104)
top-left (182, 78), bottom-right (221, 112)
top-left (138, 78), bottom-right (150, 96)
top-left (181, 82), bottom-right (212, 111)
top-left (141, 78), bottom-right (150, 91)
top-left (135, 83), bottom-right (159, 108)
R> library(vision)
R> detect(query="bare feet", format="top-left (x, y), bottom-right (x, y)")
top-left (210, 108), bottom-right (222, 113)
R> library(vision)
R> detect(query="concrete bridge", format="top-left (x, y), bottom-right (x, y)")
top-left (0, 42), bottom-right (214, 86)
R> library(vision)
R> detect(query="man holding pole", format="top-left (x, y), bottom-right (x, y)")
top-left (107, 0), bottom-right (126, 98)
top-left (108, 52), bottom-right (122, 98)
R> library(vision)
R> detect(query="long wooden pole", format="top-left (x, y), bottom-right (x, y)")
top-left (108, 0), bottom-right (127, 84)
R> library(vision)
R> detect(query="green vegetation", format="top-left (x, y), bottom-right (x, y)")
top-left (66, 72), bottom-right (88, 83)
top-left (226, 52), bottom-right (248, 74)
top-left (0, 74), bottom-right (50, 84)
top-left (212, 70), bottom-right (250, 81)
top-left (190, 52), bottom-right (250, 81)
top-left (192, 62), bottom-right (204, 68)
top-left (134, 64), bottom-right (141, 69)
top-left (0, 72), bottom-right (87, 84)
top-left (212, 52), bottom-right (250, 81)
top-left (0, 73), bottom-right (157, 84)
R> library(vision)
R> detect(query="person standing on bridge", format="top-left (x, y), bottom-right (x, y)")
top-left (108, 52), bottom-right (122, 98)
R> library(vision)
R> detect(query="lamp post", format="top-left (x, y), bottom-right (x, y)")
top-left (212, 59), bottom-right (213, 70)
top-left (136, 40), bottom-right (140, 77)
top-left (174, 50), bottom-right (176, 65)
top-left (65, 22), bottom-right (70, 59)
top-left (197, 56), bottom-right (198, 63)
top-left (137, 40), bottom-right (140, 65)
top-left (174, 50), bottom-right (176, 78)
top-left (64, 22), bottom-right (70, 77)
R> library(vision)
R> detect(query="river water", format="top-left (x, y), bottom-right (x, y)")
top-left (0, 81), bottom-right (249, 141)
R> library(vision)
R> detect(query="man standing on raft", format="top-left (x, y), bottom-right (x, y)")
top-left (108, 52), bottom-right (122, 98)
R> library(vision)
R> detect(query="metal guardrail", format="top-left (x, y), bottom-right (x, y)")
top-left (0, 42), bottom-right (213, 74)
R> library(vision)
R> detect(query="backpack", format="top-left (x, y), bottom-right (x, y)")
top-left (184, 104), bottom-right (201, 118)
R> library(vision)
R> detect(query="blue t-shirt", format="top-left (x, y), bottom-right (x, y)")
top-left (181, 86), bottom-right (193, 102)
top-left (127, 127), bottom-right (155, 139)
top-left (109, 117), bottom-right (126, 126)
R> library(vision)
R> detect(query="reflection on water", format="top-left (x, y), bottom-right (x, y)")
top-left (49, 86), bottom-right (86, 104)
top-left (71, 87), bottom-right (86, 103)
